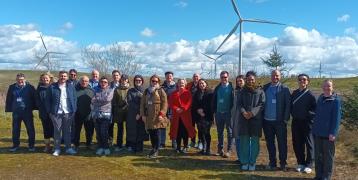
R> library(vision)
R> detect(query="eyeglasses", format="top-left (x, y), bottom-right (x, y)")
top-left (220, 76), bottom-right (228, 79)
top-left (100, 81), bottom-right (108, 83)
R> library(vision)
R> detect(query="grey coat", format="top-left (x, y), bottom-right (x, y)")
top-left (234, 86), bottom-right (265, 137)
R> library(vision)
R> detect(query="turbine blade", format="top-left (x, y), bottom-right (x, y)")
top-left (39, 34), bottom-right (48, 51)
top-left (34, 54), bottom-right (47, 69)
top-left (244, 18), bottom-right (286, 25)
top-left (231, 0), bottom-right (242, 19)
top-left (201, 53), bottom-right (215, 60)
top-left (215, 21), bottom-right (240, 53)
top-left (216, 52), bottom-right (226, 60)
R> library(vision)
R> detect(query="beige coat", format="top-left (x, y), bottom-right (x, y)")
top-left (140, 87), bottom-right (168, 129)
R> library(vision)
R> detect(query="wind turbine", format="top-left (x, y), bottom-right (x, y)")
top-left (215, 0), bottom-right (285, 75)
top-left (34, 34), bottom-right (64, 71)
top-left (201, 52), bottom-right (226, 78)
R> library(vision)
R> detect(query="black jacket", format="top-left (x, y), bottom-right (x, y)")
top-left (192, 89), bottom-right (214, 123)
top-left (6, 82), bottom-right (36, 113)
top-left (290, 88), bottom-right (316, 123)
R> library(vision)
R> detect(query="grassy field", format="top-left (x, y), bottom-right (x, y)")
top-left (0, 70), bottom-right (357, 179)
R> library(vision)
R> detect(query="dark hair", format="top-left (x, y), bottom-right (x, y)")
top-left (16, 73), bottom-right (25, 78)
top-left (198, 78), bottom-right (208, 88)
top-left (69, 69), bottom-right (77, 74)
top-left (59, 70), bottom-right (67, 75)
top-left (99, 76), bottom-right (108, 81)
top-left (112, 70), bottom-right (120, 75)
top-left (298, 73), bottom-right (310, 81)
top-left (246, 70), bottom-right (257, 78)
top-left (150, 74), bottom-right (161, 84)
top-left (236, 75), bottom-right (245, 80)
top-left (220, 71), bottom-right (229, 76)
top-left (121, 74), bottom-right (129, 80)
top-left (165, 71), bottom-right (174, 76)
top-left (133, 75), bottom-right (144, 84)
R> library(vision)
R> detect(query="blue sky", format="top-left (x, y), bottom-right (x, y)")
top-left (1, 0), bottom-right (358, 77)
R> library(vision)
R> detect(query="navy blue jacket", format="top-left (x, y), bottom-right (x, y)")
top-left (312, 93), bottom-right (342, 137)
top-left (5, 82), bottom-right (36, 113)
top-left (45, 82), bottom-right (77, 114)
top-left (290, 88), bottom-right (316, 123)
top-left (263, 82), bottom-right (291, 123)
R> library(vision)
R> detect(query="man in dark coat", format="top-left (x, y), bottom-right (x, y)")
top-left (262, 70), bottom-right (291, 171)
top-left (73, 75), bottom-right (95, 150)
top-left (5, 73), bottom-right (36, 152)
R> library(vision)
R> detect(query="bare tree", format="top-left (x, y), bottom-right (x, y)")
top-left (82, 46), bottom-right (111, 76)
top-left (107, 44), bottom-right (142, 76)
top-left (81, 43), bottom-right (142, 76)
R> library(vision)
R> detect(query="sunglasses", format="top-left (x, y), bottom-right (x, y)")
top-left (220, 76), bottom-right (228, 79)
top-left (151, 80), bottom-right (158, 83)
top-left (100, 81), bottom-right (108, 83)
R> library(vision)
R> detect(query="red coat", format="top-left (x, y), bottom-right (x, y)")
top-left (169, 89), bottom-right (196, 140)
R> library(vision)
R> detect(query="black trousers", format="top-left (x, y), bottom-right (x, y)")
top-left (73, 114), bottom-right (94, 147)
top-left (148, 129), bottom-right (159, 150)
top-left (314, 136), bottom-right (335, 180)
top-left (291, 119), bottom-right (314, 167)
top-left (40, 115), bottom-right (54, 139)
top-left (263, 120), bottom-right (288, 167)
top-left (176, 119), bottom-right (188, 150)
top-left (109, 121), bottom-right (125, 147)
top-left (95, 118), bottom-right (110, 149)
top-left (198, 121), bottom-right (212, 152)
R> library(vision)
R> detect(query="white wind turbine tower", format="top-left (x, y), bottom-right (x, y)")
top-left (215, 0), bottom-right (286, 75)
top-left (201, 52), bottom-right (226, 78)
top-left (34, 34), bottom-right (64, 72)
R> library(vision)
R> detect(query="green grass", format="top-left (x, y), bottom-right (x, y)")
top-left (0, 70), bottom-right (358, 179)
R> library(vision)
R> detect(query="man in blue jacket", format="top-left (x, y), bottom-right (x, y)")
top-left (46, 70), bottom-right (77, 156)
top-left (5, 73), bottom-right (36, 152)
top-left (312, 79), bottom-right (341, 180)
top-left (263, 70), bottom-right (291, 171)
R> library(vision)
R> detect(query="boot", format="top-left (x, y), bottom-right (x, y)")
top-left (43, 139), bottom-right (51, 153)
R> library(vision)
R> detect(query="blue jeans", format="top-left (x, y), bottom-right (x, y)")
top-left (158, 128), bottom-right (166, 146)
top-left (215, 112), bottom-right (233, 151)
top-left (95, 118), bottom-right (111, 149)
top-left (263, 120), bottom-right (288, 167)
top-left (12, 111), bottom-right (35, 148)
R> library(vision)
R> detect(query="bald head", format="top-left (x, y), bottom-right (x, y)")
top-left (193, 73), bottom-right (200, 83)
top-left (271, 70), bottom-right (281, 85)
top-left (91, 70), bottom-right (99, 81)
top-left (80, 75), bottom-right (90, 88)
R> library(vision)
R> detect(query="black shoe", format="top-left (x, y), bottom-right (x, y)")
top-left (215, 149), bottom-right (224, 156)
top-left (235, 160), bottom-right (242, 165)
top-left (265, 164), bottom-right (277, 171)
top-left (280, 164), bottom-right (287, 172)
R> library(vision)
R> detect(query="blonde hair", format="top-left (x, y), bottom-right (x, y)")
top-left (39, 72), bottom-right (54, 84)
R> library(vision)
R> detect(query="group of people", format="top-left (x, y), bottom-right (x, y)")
top-left (4, 68), bottom-right (341, 180)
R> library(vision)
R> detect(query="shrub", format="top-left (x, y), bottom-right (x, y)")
top-left (342, 85), bottom-right (358, 130)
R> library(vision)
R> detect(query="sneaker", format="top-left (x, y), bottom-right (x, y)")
top-left (241, 164), bottom-right (249, 170)
top-left (215, 149), bottom-right (224, 156)
top-left (204, 151), bottom-right (211, 156)
top-left (114, 146), bottom-right (124, 152)
top-left (104, 149), bottom-right (111, 156)
top-left (190, 141), bottom-right (195, 149)
top-left (159, 144), bottom-right (165, 150)
top-left (303, 167), bottom-right (312, 174)
top-left (249, 164), bottom-right (256, 171)
top-left (223, 151), bottom-right (231, 158)
top-left (96, 148), bottom-right (104, 155)
top-left (65, 148), bottom-right (77, 155)
top-left (182, 147), bottom-right (189, 154)
top-left (52, 149), bottom-right (61, 156)
top-left (296, 164), bottom-right (305, 172)
top-left (198, 142), bottom-right (203, 150)
top-left (148, 149), bottom-right (158, 158)
top-left (28, 147), bottom-right (36, 152)
top-left (9, 146), bottom-right (19, 152)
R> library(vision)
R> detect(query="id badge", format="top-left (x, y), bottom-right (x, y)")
top-left (16, 97), bottom-right (23, 102)
top-left (272, 99), bottom-right (276, 104)
top-left (219, 99), bottom-right (224, 103)
top-left (148, 101), bottom-right (153, 105)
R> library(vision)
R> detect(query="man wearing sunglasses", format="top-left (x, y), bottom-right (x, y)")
top-left (212, 71), bottom-right (234, 158)
top-left (68, 69), bottom-right (79, 86)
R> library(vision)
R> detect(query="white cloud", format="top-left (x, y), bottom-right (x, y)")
top-left (337, 14), bottom-right (350, 22)
top-left (0, 24), bottom-right (357, 78)
top-left (140, 27), bottom-right (155, 37)
top-left (58, 22), bottom-right (74, 34)
top-left (174, 1), bottom-right (188, 8)
top-left (344, 27), bottom-right (358, 41)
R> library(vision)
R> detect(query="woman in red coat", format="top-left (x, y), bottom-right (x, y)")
top-left (169, 78), bottom-right (196, 153)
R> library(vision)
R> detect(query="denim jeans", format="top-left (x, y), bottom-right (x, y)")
top-left (51, 113), bottom-right (73, 150)
top-left (215, 112), bottom-right (233, 151)
top-left (314, 136), bottom-right (335, 180)
top-left (12, 110), bottom-right (35, 148)
top-left (95, 118), bottom-right (111, 149)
